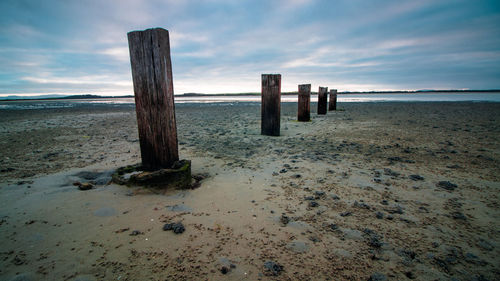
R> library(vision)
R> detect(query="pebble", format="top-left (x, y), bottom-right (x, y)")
top-left (375, 212), bottom-right (384, 219)
top-left (436, 181), bottom-right (457, 190)
top-left (280, 214), bottom-right (290, 226)
top-left (129, 230), bottom-right (142, 236)
top-left (220, 266), bottom-right (229, 274)
top-left (263, 261), bottom-right (283, 276)
top-left (309, 201), bottom-right (319, 207)
top-left (451, 212), bottom-right (467, 220)
top-left (163, 222), bottom-right (185, 234)
top-left (409, 174), bottom-right (424, 181)
top-left (340, 211), bottom-right (352, 217)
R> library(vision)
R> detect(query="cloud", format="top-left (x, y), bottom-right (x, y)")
top-left (0, 0), bottom-right (499, 96)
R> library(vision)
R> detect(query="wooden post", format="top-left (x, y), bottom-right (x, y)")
top-left (128, 28), bottom-right (179, 170)
top-left (297, 84), bottom-right (311, 122)
top-left (261, 74), bottom-right (281, 136)
top-left (317, 86), bottom-right (328, 115)
top-left (329, 89), bottom-right (337, 111)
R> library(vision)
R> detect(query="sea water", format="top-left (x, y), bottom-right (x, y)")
top-left (1, 92), bottom-right (499, 110)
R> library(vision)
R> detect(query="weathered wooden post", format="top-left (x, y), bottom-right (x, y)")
top-left (128, 28), bottom-right (179, 170)
top-left (329, 89), bottom-right (337, 111)
top-left (261, 74), bottom-right (281, 136)
top-left (297, 84), bottom-right (311, 122)
top-left (317, 86), bottom-right (328, 115)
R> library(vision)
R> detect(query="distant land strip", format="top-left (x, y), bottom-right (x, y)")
top-left (1, 90), bottom-right (499, 101)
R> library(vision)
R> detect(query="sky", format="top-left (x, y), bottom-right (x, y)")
top-left (0, 0), bottom-right (499, 97)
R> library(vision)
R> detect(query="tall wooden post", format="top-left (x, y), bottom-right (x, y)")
top-left (329, 89), bottom-right (337, 111)
top-left (297, 84), bottom-right (311, 122)
top-left (128, 28), bottom-right (179, 170)
top-left (317, 86), bottom-right (328, 115)
top-left (261, 74), bottom-right (281, 136)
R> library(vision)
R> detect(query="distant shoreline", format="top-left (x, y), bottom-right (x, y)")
top-left (1, 89), bottom-right (499, 101)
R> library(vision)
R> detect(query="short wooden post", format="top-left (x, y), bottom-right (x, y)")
top-left (261, 74), bottom-right (281, 136)
top-left (297, 84), bottom-right (311, 122)
top-left (128, 28), bottom-right (179, 170)
top-left (317, 86), bottom-right (328, 115)
top-left (329, 89), bottom-right (337, 111)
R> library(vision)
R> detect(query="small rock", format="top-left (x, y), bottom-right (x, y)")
top-left (280, 214), bottom-right (290, 226)
top-left (437, 181), bottom-right (457, 190)
top-left (340, 211), bottom-right (352, 217)
top-left (172, 223), bottom-right (185, 234)
top-left (279, 169), bottom-right (287, 173)
top-left (451, 212), bottom-right (467, 220)
top-left (163, 222), bottom-right (185, 234)
top-left (129, 230), bottom-right (142, 236)
top-left (327, 223), bottom-right (338, 231)
top-left (375, 212), bottom-right (384, 219)
top-left (409, 174), bottom-right (424, 181)
top-left (263, 261), bottom-right (283, 276)
top-left (309, 201), bottom-right (319, 207)
top-left (304, 196), bottom-right (315, 200)
top-left (383, 168), bottom-right (400, 177)
top-left (220, 266), bottom-right (229, 274)
top-left (314, 191), bottom-right (325, 197)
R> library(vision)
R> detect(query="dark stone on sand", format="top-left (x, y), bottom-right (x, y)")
top-left (383, 168), bottom-right (400, 177)
top-left (376, 212), bottom-right (384, 219)
top-left (304, 196), bottom-right (315, 200)
top-left (173, 223), bottom-right (185, 234)
top-left (292, 174), bottom-right (301, 178)
top-left (405, 271), bottom-right (416, 279)
top-left (451, 212), bottom-right (467, 220)
top-left (354, 201), bottom-right (370, 209)
top-left (314, 191), bottom-right (325, 197)
top-left (380, 200), bottom-right (389, 205)
top-left (409, 174), bottom-right (424, 181)
top-left (163, 222), bottom-right (185, 234)
top-left (363, 228), bottom-right (383, 248)
top-left (340, 211), bottom-right (352, 217)
top-left (309, 201), bottom-right (319, 207)
top-left (129, 230), bottom-right (142, 236)
top-left (398, 249), bottom-right (417, 264)
top-left (280, 214), bottom-right (290, 226)
top-left (328, 223), bottom-right (338, 231)
top-left (220, 266), bottom-right (229, 274)
top-left (263, 261), bottom-right (283, 276)
top-left (437, 181), bottom-right (457, 190)
top-left (368, 272), bottom-right (387, 281)
top-left (279, 169), bottom-right (287, 173)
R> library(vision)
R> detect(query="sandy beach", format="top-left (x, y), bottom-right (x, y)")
top-left (0, 101), bottom-right (499, 281)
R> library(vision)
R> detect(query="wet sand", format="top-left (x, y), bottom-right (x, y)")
top-left (0, 101), bottom-right (499, 280)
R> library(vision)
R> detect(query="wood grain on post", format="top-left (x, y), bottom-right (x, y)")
top-left (317, 86), bottom-right (328, 115)
top-left (329, 89), bottom-right (337, 111)
top-left (261, 74), bottom-right (281, 136)
top-left (128, 28), bottom-right (179, 170)
top-left (297, 84), bottom-right (311, 122)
